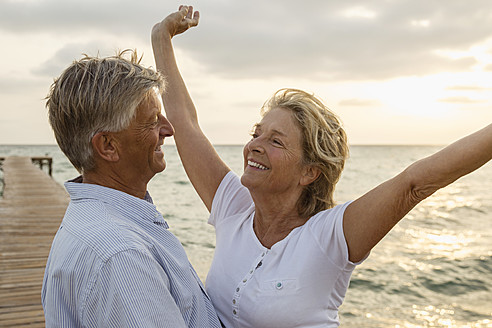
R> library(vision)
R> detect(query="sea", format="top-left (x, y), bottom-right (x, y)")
top-left (1, 144), bottom-right (491, 328)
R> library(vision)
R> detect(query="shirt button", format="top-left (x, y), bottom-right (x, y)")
top-left (243, 279), bottom-right (247, 283)
top-left (232, 299), bottom-right (236, 304)
top-left (233, 310), bottom-right (237, 315)
top-left (236, 287), bottom-right (240, 292)
top-left (276, 282), bottom-right (283, 290)
top-left (249, 270), bottom-right (253, 274)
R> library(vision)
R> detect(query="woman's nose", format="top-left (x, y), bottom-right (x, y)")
top-left (247, 137), bottom-right (264, 153)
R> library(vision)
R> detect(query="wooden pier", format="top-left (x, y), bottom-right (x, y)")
top-left (0, 156), bottom-right (68, 327)
top-left (0, 157), bottom-right (53, 177)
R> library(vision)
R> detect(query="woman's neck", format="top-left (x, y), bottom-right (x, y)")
top-left (251, 191), bottom-right (308, 249)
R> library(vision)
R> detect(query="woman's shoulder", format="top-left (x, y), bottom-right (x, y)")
top-left (209, 171), bottom-right (254, 226)
top-left (304, 200), bottom-right (356, 268)
top-left (304, 201), bottom-right (353, 248)
top-left (308, 200), bottom-right (353, 227)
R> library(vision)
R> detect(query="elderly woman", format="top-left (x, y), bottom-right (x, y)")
top-left (152, 7), bottom-right (492, 328)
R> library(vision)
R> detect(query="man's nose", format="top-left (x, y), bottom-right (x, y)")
top-left (159, 114), bottom-right (174, 137)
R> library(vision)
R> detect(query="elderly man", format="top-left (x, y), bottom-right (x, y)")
top-left (41, 49), bottom-right (221, 327)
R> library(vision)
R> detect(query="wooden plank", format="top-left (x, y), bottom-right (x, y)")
top-left (0, 312), bottom-right (46, 327)
top-left (0, 304), bottom-right (42, 314)
top-left (0, 156), bottom-right (69, 328)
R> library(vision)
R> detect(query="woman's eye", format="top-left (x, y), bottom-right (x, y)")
top-left (250, 133), bottom-right (258, 139)
top-left (273, 139), bottom-right (282, 146)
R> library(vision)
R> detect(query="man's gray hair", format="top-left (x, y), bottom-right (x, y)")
top-left (46, 49), bottom-right (165, 173)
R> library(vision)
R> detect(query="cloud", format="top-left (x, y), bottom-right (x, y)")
top-left (0, 76), bottom-right (46, 94)
top-left (438, 96), bottom-right (487, 104)
top-left (338, 98), bottom-right (381, 107)
top-left (0, 0), bottom-right (162, 35)
top-left (31, 41), bottom-right (125, 77)
top-left (176, 0), bottom-right (492, 80)
top-left (484, 64), bottom-right (492, 72)
top-left (446, 85), bottom-right (492, 91)
top-left (1, 0), bottom-right (491, 82)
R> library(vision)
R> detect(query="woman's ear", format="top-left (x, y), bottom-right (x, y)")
top-left (91, 132), bottom-right (120, 162)
top-left (300, 165), bottom-right (321, 186)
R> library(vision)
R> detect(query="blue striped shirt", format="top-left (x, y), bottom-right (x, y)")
top-left (41, 177), bottom-right (221, 328)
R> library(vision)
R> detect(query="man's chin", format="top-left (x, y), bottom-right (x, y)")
top-left (155, 160), bottom-right (167, 173)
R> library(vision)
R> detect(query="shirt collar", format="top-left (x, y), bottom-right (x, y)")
top-left (64, 176), bottom-right (169, 228)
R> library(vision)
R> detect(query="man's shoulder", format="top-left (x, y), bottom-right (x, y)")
top-left (61, 198), bottom-right (154, 261)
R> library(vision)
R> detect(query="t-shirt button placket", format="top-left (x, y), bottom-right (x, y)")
top-left (233, 251), bottom-right (267, 320)
top-left (233, 286), bottom-right (241, 317)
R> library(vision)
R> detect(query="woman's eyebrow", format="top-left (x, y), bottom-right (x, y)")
top-left (253, 123), bottom-right (286, 137)
top-left (271, 129), bottom-right (287, 137)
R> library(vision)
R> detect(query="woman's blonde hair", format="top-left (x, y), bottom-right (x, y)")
top-left (261, 88), bottom-right (349, 218)
top-left (46, 49), bottom-right (165, 173)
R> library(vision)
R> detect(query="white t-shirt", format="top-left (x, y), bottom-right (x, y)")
top-left (206, 172), bottom-right (362, 328)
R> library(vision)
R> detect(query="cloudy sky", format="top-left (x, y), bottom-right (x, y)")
top-left (1, 0), bottom-right (492, 145)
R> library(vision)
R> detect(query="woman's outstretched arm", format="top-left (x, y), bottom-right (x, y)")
top-left (152, 6), bottom-right (230, 211)
top-left (343, 123), bottom-right (492, 263)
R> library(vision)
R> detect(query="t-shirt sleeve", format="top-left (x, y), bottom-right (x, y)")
top-left (310, 201), bottom-right (366, 270)
top-left (85, 249), bottom-right (188, 328)
top-left (208, 171), bottom-right (253, 227)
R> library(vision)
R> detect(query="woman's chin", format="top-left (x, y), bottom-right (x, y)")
top-left (240, 173), bottom-right (253, 188)
top-left (240, 173), bottom-right (261, 191)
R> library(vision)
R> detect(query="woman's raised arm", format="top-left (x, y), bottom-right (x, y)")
top-left (152, 6), bottom-right (230, 211)
top-left (343, 123), bottom-right (492, 263)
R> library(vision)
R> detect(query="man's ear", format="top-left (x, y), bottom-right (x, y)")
top-left (91, 132), bottom-right (120, 162)
top-left (300, 165), bottom-right (321, 186)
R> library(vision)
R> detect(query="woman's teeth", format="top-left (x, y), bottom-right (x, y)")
top-left (248, 160), bottom-right (268, 170)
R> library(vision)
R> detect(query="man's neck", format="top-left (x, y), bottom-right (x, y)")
top-left (82, 169), bottom-right (148, 199)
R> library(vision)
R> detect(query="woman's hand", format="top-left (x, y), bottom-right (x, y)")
top-left (152, 5), bottom-right (199, 43)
